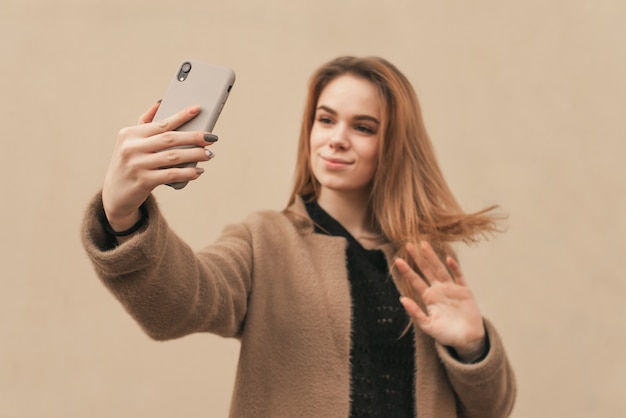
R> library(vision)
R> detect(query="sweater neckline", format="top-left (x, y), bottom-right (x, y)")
top-left (304, 200), bottom-right (383, 256)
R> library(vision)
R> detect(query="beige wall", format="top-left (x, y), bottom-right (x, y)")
top-left (1, 1), bottom-right (625, 417)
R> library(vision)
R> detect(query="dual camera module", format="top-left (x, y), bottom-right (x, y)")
top-left (177, 62), bottom-right (192, 82)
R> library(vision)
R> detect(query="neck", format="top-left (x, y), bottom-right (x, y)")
top-left (317, 188), bottom-right (380, 247)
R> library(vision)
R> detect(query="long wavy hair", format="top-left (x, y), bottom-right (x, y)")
top-left (286, 56), bottom-right (503, 300)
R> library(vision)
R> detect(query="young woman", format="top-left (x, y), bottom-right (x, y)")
top-left (82, 56), bottom-right (516, 417)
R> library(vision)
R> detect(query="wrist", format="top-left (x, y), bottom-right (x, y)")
top-left (103, 205), bottom-right (148, 237)
top-left (107, 211), bottom-right (141, 232)
top-left (453, 337), bottom-right (487, 363)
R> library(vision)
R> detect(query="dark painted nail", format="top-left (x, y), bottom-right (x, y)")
top-left (204, 134), bottom-right (219, 142)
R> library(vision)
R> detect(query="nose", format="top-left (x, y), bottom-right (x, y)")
top-left (329, 123), bottom-right (349, 150)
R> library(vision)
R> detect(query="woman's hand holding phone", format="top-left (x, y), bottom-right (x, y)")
top-left (101, 102), bottom-right (217, 233)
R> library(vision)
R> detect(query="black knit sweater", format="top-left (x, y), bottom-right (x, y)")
top-left (305, 201), bottom-right (416, 418)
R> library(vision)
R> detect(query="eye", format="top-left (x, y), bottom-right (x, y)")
top-left (316, 115), bottom-right (334, 125)
top-left (355, 124), bottom-right (376, 134)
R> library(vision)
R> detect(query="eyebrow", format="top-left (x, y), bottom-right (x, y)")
top-left (316, 105), bottom-right (380, 125)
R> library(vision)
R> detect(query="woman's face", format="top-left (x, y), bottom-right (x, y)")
top-left (309, 74), bottom-right (382, 200)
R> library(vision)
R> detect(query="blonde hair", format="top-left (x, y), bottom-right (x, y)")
top-left (287, 56), bottom-right (502, 298)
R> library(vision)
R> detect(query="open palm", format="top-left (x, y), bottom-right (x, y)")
top-left (395, 241), bottom-right (486, 362)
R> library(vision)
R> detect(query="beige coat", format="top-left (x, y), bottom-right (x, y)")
top-left (82, 193), bottom-right (516, 417)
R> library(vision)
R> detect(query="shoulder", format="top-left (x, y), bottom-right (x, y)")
top-left (212, 202), bottom-right (312, 253)
top-left (238, 196), bottom-right (314, 236)
top-left (239, 206), bottom-right (312, 243)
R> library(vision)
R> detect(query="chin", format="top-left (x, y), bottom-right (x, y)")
top-left (319, 182), bottom-right (370, 196)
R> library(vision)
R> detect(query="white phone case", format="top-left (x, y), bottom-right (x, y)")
top-left (154, 60), bottom-right (236, 189)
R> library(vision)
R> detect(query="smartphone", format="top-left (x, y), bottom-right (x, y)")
top-left (153, 60), bottom-right (236, 189)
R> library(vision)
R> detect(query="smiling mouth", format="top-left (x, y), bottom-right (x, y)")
top-left (319, 155), bottom-right (353, 171)
top-left (321, 155), bottom-right (352, 165)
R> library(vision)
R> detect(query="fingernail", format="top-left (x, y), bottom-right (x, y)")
top-left (196, 167), bottom-right (205, 174)
top-left (205, 149), bottom-right (215, 159)
top-left (157, 99), bottom-right (162, 104)
top-left (204, 134), bottom-right (219, 142)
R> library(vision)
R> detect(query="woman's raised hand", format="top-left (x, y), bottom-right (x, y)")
top-left (395, 241), bottom-right (487, 363)
top-left (102, 102), bottom-right (218, 232)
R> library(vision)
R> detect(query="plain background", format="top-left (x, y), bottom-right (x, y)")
top-left (1, 1), bottom-right (625, 417)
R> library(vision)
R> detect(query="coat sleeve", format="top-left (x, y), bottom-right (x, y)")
top-left (436, 319), bottom-right (517, 418)
top-left (80, 192), bottom-right (253, 340)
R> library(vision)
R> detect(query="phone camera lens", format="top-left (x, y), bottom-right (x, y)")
top-left (178, 62), bottom-right (192, 82)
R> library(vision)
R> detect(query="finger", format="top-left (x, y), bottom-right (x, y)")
top-left (446, 256), bottom-right (468, 286)
top-left (144, 165), bottom-right (207, 188)
top-left (399, 296), bottom-right (429, 326)
top-left (138, 100), bottom-right (162, 124)
top-left (405, 242), bottom-right (427, 276)
top-left (414, 241), bottom-right (453, 284)
top-left (394, 257), bottom-right (429, 295)
top-left (141, 144), bottom-right (216, 171)
top-left (153, 105), bottom-right (201, 133)
top-left (419, 241), bottom-right (451, 279)
top-left (127, 129), bottom-right (216, 156)
top-left (151, 130), bottom-right (216, 153)
top-left (133, 105), bottom-right (202, 139)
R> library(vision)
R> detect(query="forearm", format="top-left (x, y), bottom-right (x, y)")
top-left (81, 192), bottom-right (252, 340)
top-left (437, 319), bottom-right (516, 418)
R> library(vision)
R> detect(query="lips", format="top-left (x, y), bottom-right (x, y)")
top-left (319, 155), bottom-right (353, 171)
top-left (321, 155), bottom-right (352, 165)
